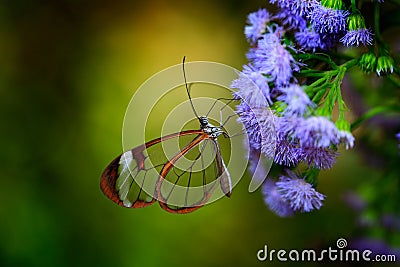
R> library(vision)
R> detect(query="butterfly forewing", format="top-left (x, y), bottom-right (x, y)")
top-left (100, 129), bottom-right (230, 213)
top-left (101, 130), bottom-right (200, 208)
top-left (116, 148), bottom-right (158, 207)
top-left (101, 145), bottom-right (157, 208)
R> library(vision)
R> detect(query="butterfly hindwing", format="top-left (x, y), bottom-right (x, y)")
top-left (157, 135), bottom-right (223, 213)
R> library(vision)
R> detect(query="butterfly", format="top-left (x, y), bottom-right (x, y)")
top-left (100, 57), bottom-right (238, 213)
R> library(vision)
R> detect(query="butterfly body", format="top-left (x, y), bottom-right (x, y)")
top-left (199, 116), bottom-right (224, 138)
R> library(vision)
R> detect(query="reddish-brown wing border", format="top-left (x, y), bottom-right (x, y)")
top-left (100, 130), bottom-right (203, 208)
top-left (156, 132), bottom-right (217, 213)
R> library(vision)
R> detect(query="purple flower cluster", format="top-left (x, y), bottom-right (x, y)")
top-left (232, 1), bottom-right (361, 215)
top-left (263, 170), bottom-right (325, 217)
top-left (245, 9), bottom-right (271, 44)
top-left (270, 0), bottom-right (318, 16)
top-left (340, 13), bottom-right (373, 47)
top-left (277, 84), bottom-right (314, 116)
top-left (249, 25), bottom-right (300, 87)
top-left (276, 171), bottom-right (325, 212)
top-left (295, 28), bottom-right (327, 52)
top-left (296, 116), bottom-right (339, 147)
top-left (262, 179), bottom-right (294, 217)
top-left (271, 0), bottom-right (373, 50)
top-left (309, 3), bottom-right (348, 34)
top-left (241, 64), bottom-right (272, 104)
top-left (274, 133), bottom-right (303, 166)
top-left (274, 115), bottom-right (345, 170)
top-left (236, 102), bottom-right (275, 158)
top-left (275, 9), bottom-right (306, 30)
top-left (340, 28), bottom-right (373, 47)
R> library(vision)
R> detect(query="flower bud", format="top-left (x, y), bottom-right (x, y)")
top-left (321, 0), bottom-right (345, 10)
top-left (376, 55), bottom-right (394, 76)
top-left (347, 14), bottom-right (366, 31)
top-left (359, 52), bottom-right (377, 73)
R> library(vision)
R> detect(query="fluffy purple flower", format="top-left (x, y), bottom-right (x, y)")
top-left (288, 0), bottom-right (319, 16)
top-left (340, 28), bottom-right (373, 47)
top-left (268, 0), bottom-right (283, 6)
top-left (295, 27), bottom-right (328, 51)
top-left (277, 84), bottom-right (314, 116)
top-left (275, 8), bottom-right (307, 30)
top-left (236, 103), bottom-right (275, 157)
top-left (274, 133), bottom-right (304, 166)
top-left (337, 130), bottom-right (355, 149)
top-left (252, 29), bottom-right (300, 86)
top-left (276, 170), bottom-right (326, 212)
top-left (309, 2), bottom-right (349, 34)
top-left (274, 115), bottom-right (304, 166)
top-left (242, 64), bottom-right (272, 104)
top-left (245, 9), bottom-right (271, 44)
top-left (246, 29), bottom-right (280, 63)
top-left (271, 0), bottom-right (319, 16)
top-left (262, 179), bottom-right (294, 217)
top-left (295, 116), bottom-right (339, 148)
top-left (302, 146), bottom-right (338, 169)
top-left (246, 48), bottom-right (258, 63)
top-left (276, 114), bottom-right (302, 137)
top-left (231, 72), bottom-right (268, 108)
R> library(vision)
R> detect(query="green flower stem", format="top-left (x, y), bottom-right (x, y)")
top-left (298, 70), bottom-right (327, 78)
top-left (302, 59), bottom-right (358, 114)
top-left (351, 105), bottom-right (400, 130)
top-left (351, 0), bottom-right (357, 13)
top-left (374, 2), bottom-right (383, 43)
top-left (305, 76), bottom-right (331, 94)
top-left (300, 59), bottom-right (357, 78)
top-left (312, 88), bottom-right (328, 103)
top-left (305, 168), bottom-right (320, 187)
top-left (335, 67), bottom-right (349, 121)
top-left (329, 51), bottom-right (356, 61)
top-left (319, 71), bottom-right (342, 115)
top-left (296, 53), bottom-right (338, 69)
top-left (342, 58), bottom-right (358, 69)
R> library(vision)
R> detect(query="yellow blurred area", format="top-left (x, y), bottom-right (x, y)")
top-left (0, 1), bottom-right (375, 267)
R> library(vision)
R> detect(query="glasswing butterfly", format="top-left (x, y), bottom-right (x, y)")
top-left (100, 57), bottom-right (245, 214)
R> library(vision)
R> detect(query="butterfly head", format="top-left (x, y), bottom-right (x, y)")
top-left (199, 116), bottom-right (209, 127)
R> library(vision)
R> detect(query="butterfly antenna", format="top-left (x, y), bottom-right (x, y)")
top-left (182, 56), bottom-right (199, 119)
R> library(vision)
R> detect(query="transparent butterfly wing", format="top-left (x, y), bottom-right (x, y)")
top-left (100, 130), bottom-right (231, 213)
top-left (156, 136), bottom-right (231, 213)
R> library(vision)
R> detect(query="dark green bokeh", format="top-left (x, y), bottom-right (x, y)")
top-left (0, 1), bottom-right (397, 267)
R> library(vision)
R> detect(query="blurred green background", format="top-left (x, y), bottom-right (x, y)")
top-left (0, 1), bottom-right (395, 266)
